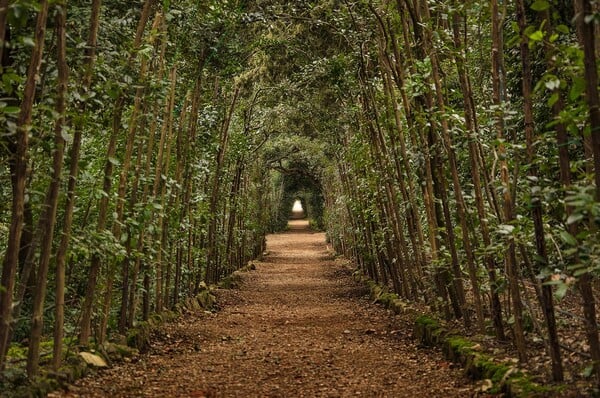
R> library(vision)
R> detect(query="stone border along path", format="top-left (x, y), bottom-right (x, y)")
top-left (53, 220), bottom-right (476, 397)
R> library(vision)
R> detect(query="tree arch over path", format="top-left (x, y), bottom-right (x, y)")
top-left (1, 0), bottom-right (600, 390)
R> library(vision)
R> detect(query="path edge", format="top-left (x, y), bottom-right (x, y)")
top-left (5, 264), bottom-right (257, 398)
top-left (352, 271), bottom-right (566, 397)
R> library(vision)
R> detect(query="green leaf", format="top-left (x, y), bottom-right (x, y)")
top-left (108, 156), bottom-right (121, 166)
top-left (22, 37), bottom-right (35, 47)
top-left (583, 364), bottom-right (594, 378)
top-left (570, 77), bottom-right (586, 101)
top-left (2, 106), bottom-right (20, 114)
top-left (559, 230), bottom-right (578, 246)
top-left (585, 14), bottom-right (596, 24)
top-left (566, 213), bottom-right (584, 225)
top-left (547, 92), bottom-right (559, 107)
top-left (531, 0), bottom-right (550, 11)
top-left (545, 79), bottom-right (560, 90)
top-left (60, 128), bottom-right (73, 144)
top-left (554, 282), bottom-right (568, 300)
top-left (528, 30), bottom-right (544, 41)
top-left (497, 224), bottom-right (515, 235)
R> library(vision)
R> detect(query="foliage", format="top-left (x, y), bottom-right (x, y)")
top-left (2, 0), bottom-right (600, 388)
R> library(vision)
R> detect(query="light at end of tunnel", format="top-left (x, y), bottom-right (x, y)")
top-left (292, 200), bottom-right (303, 212)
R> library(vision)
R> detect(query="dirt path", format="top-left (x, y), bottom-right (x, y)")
top-left (55, 220), bottom-right (476, 397)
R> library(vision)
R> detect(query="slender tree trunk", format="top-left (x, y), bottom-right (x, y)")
top-left (206, 87), bottom-right (240, 284)
top-left (397, 0), bottom-right (453, 317)
top-left (98, 56), bottom-right (149, 344)
top-left (225, 160), bottom-right (244, 273)
top-left (372, 19), bottom-right (425, 296)
top-left (118, 123), bottom-right (145, 331)
top-left (79, 1), bottom-right (156, 345)
top-left (130, 67), bottom-right (167, 324)
top-left (573, 0), bottom-right (600, 385)
top-left (0, 0), bottom-right (49, 367)
top-left (384, 15), bottom-right (431, 298)
top-left (357, 44), bottom-right (414, 297)
top-left (27, 2), bottom-right (68, 376)
top-left (515, 0), bottom-right (563, 380)
top-left (491, 0), bottom-right (527, 362)
top-left (0, 0), bottom-right (9, 63)
top-left (99, 9), bottom-right (166, 339)
top-left (180, 63), bottom-right (204, 298)
top-left (53, 0), bottom-right (102, 369)
top-left (172, 92), bottom-right (191, 305)
top-left (451, 7), bottom-right (505, 340)
top-left (421, 0), bottom-right (475, 325)
top-left (155, 65), bottom-right (176, 311)
top-left (128, 21), bottom-right (181, 326)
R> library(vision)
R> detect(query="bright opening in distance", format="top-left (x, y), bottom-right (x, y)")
top-left (292, 200), bottom-right (303, 212)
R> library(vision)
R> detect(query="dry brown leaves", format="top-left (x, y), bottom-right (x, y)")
top-left (51, 220), bottom-right (477, 397)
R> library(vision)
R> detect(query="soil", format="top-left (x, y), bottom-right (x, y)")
top-left (52, 220), bottom-right (478, 397)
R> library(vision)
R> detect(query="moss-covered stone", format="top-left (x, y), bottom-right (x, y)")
top-left (445, 335), bottom-right (476, 361)
top-left (219, 271), bottom-right (243, 289)
top-left (219, 275), bottom-right (234, 289)
top-left (197, 290), bottom-right (216, 310)
top-left (127, 321), bottom-right (151, 352)
top-left (148, 313), bottom-right (164, 327)
top-left (369, 284), bottom-right (383, 301)
top-left (102, 342), bottom-right (138, 361)
top-left (414, 315), bottom-right (561, 397)
top-left (504, 377), bottom-right (559, 397)
top-left (390, 298), bottom-right (408, 314)
top-left (163, 310), bottom-right (178, 322)
top-left (187, 297), bottom-right (201, 311)
top-left (376, 292), bottom-right (399, 308)
top-left (414, 315), bottom-right (443, 345)
top-left (415, 315), bottom-right (439, 327)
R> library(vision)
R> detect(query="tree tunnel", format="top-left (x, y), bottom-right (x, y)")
top-left (264, 153), bottom-right (326, 232)
top-left (278, 165), bottom-right (324, 227)
top-left (4, 1), bottom-right (600, 389)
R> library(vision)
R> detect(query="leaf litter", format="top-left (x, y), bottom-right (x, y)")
top-left (52, 220), bottom-right (477, 397)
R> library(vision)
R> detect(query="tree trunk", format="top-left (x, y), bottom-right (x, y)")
top-left (491, 0), bottom-right (527, 362)
top-left (79, 1), bottom-right (156, 345)
top-left (205, 87), bottom-right (240, 284)
top-left (27, 1), bottom-right (68, 376)
top-left (515, 0), bottom-right (563, 380)
top-left (0, 0), bottom-right (9, 63)
top-left (0, 0), bottom-right (49, 367)
top-left (451, 7), bottom-right (505, 341)
top-left (53, 0), bottom-right (102, 369)
top-left (573, 0), bottom-right (600, 386)
top-left (99, 10), bottom-right (165, 341)
top-left (155, 65), bottom-right (177, 312)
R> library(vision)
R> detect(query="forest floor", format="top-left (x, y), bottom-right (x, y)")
top-left (51, 220), bottom-right (478, 397)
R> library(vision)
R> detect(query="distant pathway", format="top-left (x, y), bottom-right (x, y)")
top-left (55, 220), bottom-right (475, 397)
